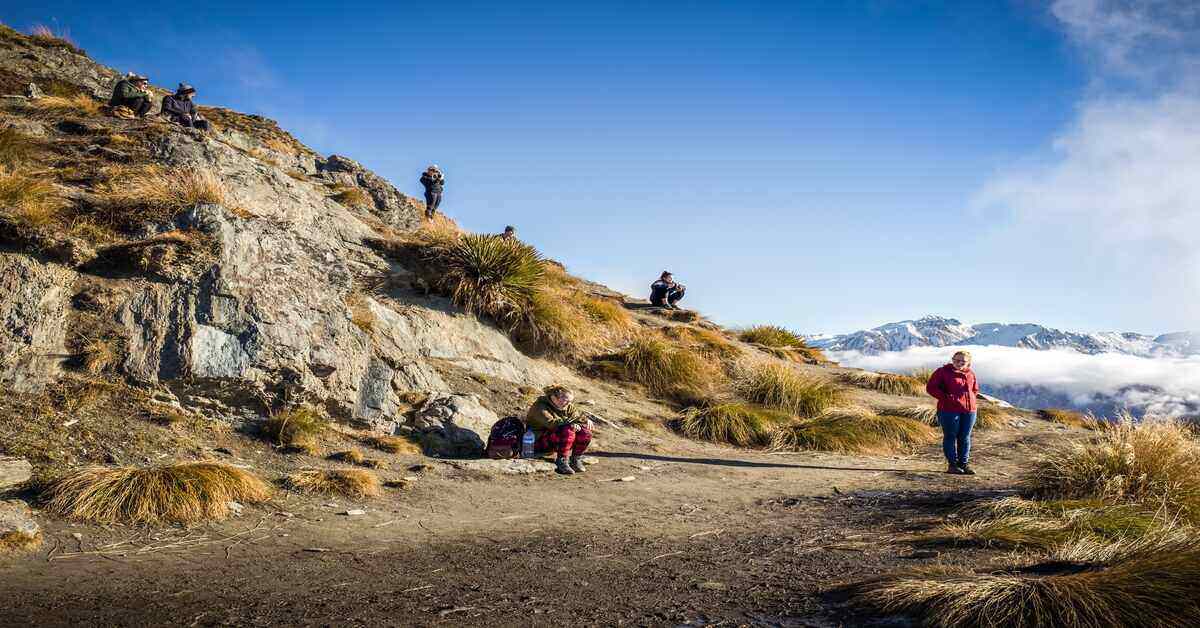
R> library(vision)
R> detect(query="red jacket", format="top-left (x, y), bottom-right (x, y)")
top-left (926, 364), bottom-right (979, 413)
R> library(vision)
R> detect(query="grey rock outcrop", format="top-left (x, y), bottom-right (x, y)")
top-left (411, 394), bottom-right (500, 457)
top-left (0, 500), bottom-right (40, 543)
top-left (0, 255), bottom-right (73, 391)
top-left (0, 456), bottom-right (33, 491)
top-left (318, 154), bottom-right (424, 230)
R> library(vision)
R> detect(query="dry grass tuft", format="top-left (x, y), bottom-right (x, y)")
top-left (769, 408), bottom-right (937, 454)
top-left (41, 462), bottom-right (272, 525)
top-left (329, 185), bottom-right (371, 208)
top-left (1024, 418), bottom-right (1200, 523)
top-left (28, 25), bottom-right (83, 53)
top-left (974, 405), bottom-right (1012, 429)
top-left (78, 334), bottom-right (121, 375)
top-left (677, 402), bottom-right (794, 447)
top-left (363, 434), bottom-right (423, 455)
top-left (738, 325), bottom-right (809, 348)
top-left (664, 326), bottom-right (741, 361)
top-left (0, 530), bottom-right (42, 554)
top-left (439, 234), bottom-right (545, 322)
top-left (1039, 408), bottom-right (1094, 429)
top-left (93, 166), bottom-right (226, 230)
top-left (734, 362), bottom-right (840, 418)
top-left (909, 367), bottom-right (934, 385)
top-left (0, 126), bottom-right (40, 167)
top-left (0, 168), bottom-right (67, 232)
top-left (283, 469), bottom-right (380, 499)
top-left (345, 292), bottom-right (376, 333)
top-left (578, 295), bottom-right (634, 329)
top-left (883, 405), bottom-right (938, 425)
top-left (841, 370), bottom-right (927, 397)
top-left (329, 449), bottom-right (365, 465)
top-left (27, 94), bottom-right (102, 118)
top-left (417, 213), bottom-right (464, 247)
top-left (928, 497), bottom-right (1167, 550)
top-left (262, 407), bottom-right (327, 453)
top-left (620, 334), bottom-right (724, 404)
top-left (848, 534), bottom-right (1200, 628)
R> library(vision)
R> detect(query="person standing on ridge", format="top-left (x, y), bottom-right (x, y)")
top-left (109, 73), bottom-right (153, 117)
top-left (420, 165), bottom-right (444, 219)
top-left (499, 225), bottom-right (516, 240)
top-left (524, 385), bottom-right (593, 476)
top-left (926, 351), bottom-right (980, 475)
top-left (649, 271), bottom-right (686, 309)
top-left (161, 83), bottom-right (209, 131)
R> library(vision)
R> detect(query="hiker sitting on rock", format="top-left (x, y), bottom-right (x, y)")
top-left (109, 72), bottom-right (152, 117)
top-left (649, 271), bottom-right (686, 309)
top-left (420, 165), bottom-right (444, 219)
top-left (161, 83), bottom-right (209, 131)
top-left (525, 385), bottom-right (592, 475)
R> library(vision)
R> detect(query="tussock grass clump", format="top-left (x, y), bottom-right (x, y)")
top-left (909, 367), bottom-right (934, 385)
top-left (664, 326), bottom-right (741, 360)
top-left (620, 334), bottom-right (722, 404)
top-left (0, 530), bottom-right (42, 554)
top-left (27, 94), bottom-right (102, 118)
top-left (363, 434), bottom-right (423, 455)
top-left (738, 325), bottom-right (807, 347)
top-left (262, 407), bottom-right (327, 453)
top-left (677, 402), bottom-right (794, 448)
top-left (78, 334), bottom-right (121, 375)
top-left (0, 126), bottom-right (40, 167)
top-left (42, 462), bottom-right (272, 525)
top-left (283, 469), bottom-right (380, 499)
top-left (769, 408), bottom-right (937, 454)
top-left (0, 168), bottom-right (67, 232)
top-left (848, 534), bottom-right (1200, 628)
top-left (515, 288), bottom-right (600, 357)
top-left (28, 25), bottom-right (84, 54)
top-left (841, 370), bottom-right (927, 397)
top-left (329, 449), bottom-right (365, 465)
top-left (930, 497), bottom-right (1166, 550)
top-left (94, 166), bottom-right (226, 229)
top-left (734, 362), bottom-right (840, 418)
top-left (884, 405), bottom-right (938, 425)
top-left (329, 185), bottom-right (371, 208)
top-left (1024, 419), bottom-right (1200, 522)
top-left (578, 295), bottom-right (634, 329)
top-left (439, 234), bottom-right (545, 321)
top-left (1039, 408), bottom-right (1094, 429)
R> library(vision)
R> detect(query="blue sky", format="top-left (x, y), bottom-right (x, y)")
top-left (5, 1), bottom-right (1196, 335)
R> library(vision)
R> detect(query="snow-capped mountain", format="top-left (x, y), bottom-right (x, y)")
top-left (806, 315), bottom-right (1199, 357)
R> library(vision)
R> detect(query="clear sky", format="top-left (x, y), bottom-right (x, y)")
top-left (5, 1), bottom-right (1197, 335)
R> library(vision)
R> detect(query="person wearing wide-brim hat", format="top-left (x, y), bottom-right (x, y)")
top-left (420, 165), bottom-right (445, 219)
top-left (109, 72), bottom-right (153, 117)
top-left (161, 83), bottom-right (210, 131)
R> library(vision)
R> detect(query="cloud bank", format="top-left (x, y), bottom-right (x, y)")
top-left (830, 345), bottom-right (1200, 418)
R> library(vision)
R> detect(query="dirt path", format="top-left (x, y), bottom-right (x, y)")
top-left (0, 423), bottom-right (1068, 627)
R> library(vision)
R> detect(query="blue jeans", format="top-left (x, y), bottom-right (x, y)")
top-left (937, 411), bottom-right (976, 466)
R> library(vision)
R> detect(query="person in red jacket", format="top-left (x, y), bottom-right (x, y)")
top-left (926, 351), bottom-right (980, 475)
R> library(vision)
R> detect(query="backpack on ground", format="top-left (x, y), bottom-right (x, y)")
top-left (485, 416), bottom-right (525, 459)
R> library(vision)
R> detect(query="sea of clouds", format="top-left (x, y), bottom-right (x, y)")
top-left (829, 345), bottom-right (1200, 418)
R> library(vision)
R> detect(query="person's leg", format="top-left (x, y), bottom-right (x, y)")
top-left (667, 287), bottom-right (685, 308)
top-left (195, 118), bottom-right (210, 131)
top-left (423, 191), bottom-right (436, 218)
top-left (569, 426), bottom-right (592, 472)
top-left (134, 97), bottom-right (152, 117)
top-left (936, 412), bottom-right (961, 472)
top-left (538, 425), bottom-right (576, 474)
top-left (956, 412), bottom-right (977, 472)
top-left (431, 191), bottom-right (443, 212)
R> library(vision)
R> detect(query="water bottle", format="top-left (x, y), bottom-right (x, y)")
top-left (521, 428), bottom-right (535, 458)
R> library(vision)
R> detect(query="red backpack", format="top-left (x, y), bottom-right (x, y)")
top-left (485, 416), bottom-right (525, 459)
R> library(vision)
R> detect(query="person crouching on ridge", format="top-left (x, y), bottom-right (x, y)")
top-left (525, 385), bottom-right (592, 475)
top-left (161, 83), bottom-right (209, 131)
top-left (649, 271), bottom-right (686, 309)
top-left (926, 350), bottom-right (980, 476)
top-left (420, 165), bottom-right (444, 219)
top-left (109, 72), bottom-right (152, 117)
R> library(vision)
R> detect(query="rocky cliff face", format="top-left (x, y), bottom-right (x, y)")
top-left (0, 27), bottom-right (575, 445)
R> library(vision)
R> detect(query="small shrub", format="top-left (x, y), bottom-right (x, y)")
top-left (515, 288), bottom-right (599, 357)
top-left (284, 469), bottom-right (380, 499)
top-left (27, 94), bottom-right (101, 118)
top-left (620, 334), bottom-right (722, 404)
top-left (734, 362), bottom-right (840, 418)
top-left (262, 407), bottom-right (327, 453)
top-left (417, 213), bottom-right (463, 247)
top-left (0, 126), bottom-right (39, 167)
top-left (1024, 419), bottom-right (1200, 523)
top-left (841, 370), bottom-right (927, 397)
top-left (41, 462), bottom-right (272, 525)
top-left (738, 325), bottom-right (807, 348)
top-left (439, 234), bottom-right (545, 322)
top-left (769, 408), bottom-right (937, 454)
top-left (93, 166), bottom-right (226, 230)
top-left (677, 402), bottom-right (793, 447)
top-left (363, 434), bottom-right (423, 455)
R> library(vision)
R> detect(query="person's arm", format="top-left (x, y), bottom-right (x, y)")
top-left (925, 368), bottom-right (944, 401)
top-left (161, 96), bottom-right (184, 118)
top-left (116, 81), bottom-right (140, 101)
top-left (971, 373), bottom-right (980, 398)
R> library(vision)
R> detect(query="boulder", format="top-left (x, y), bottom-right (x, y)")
top-left (411, 394), bottom-right (499, 457)
top-left (0, 457), bottom-right (32, 491)
top-left (0, 255), bottom-right (73, 392)
top-left (0, 500), bottom-right (40, 545)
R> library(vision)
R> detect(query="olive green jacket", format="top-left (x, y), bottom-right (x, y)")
top-left (525, 395), bottom-right (583, 434)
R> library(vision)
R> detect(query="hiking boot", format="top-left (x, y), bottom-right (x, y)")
top-left (946, 463), bottom-right (964, 474)
top-left (555, 456), bottom-right (574, 475)
top-left (569, 455), bottom-right (586, 473)
top-left (958, 463), bottom-right (977, 476)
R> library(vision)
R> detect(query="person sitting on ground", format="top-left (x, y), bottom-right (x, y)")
top-left (525, 385), bottom-right (593, 475)
top-left (161, 83), bottom-right (209, 131)
top-left (649, 271), bottom-right (686, 309)
top-left (109, 72), bottom-right (153, 117)
top-left (419, 165), bottom-right (444, 219)
top-left (499, 225), bottom-right (516, 240)
top-left (926, 350), bottom-right (980, 476)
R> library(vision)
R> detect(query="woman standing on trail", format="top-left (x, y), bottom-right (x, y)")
top-left (926, 351), bottom-right (980, 475)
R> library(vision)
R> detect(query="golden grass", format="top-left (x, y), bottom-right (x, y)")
top-left (41, 462), bottom-right (272, 525)
top-left (677, 402), bottom-right (794, 447)
top-left (329, 449), bottom-right (365, 465)
top-left (620, 334), bottom-right (724, 404)
top-left (578, 295), bottom-right (634, 329)
top-left (363, 434), bottom-right (423, 455)
top-left (884, 405), bottom-right (938, 425)
top-left (346, 292), bottom-right (376, 333)
top-left (841, 370), bottom-right (927, 397)
top-left (28, 25), bottom-right (83, 53)
top-left (283, 469), bottom-right (380, 499)
top-left (734, 361), bottom-right (840, 418)
top-left (0, 168), bottom-right (67, 231)
top-left (928, 497), bottom-right (1168, 550)
top-left (1039, 408), bottom-right (1094, 429)
top-left (1024, 419), bottom-right (1200, 523)
top-left (0, 126), bottom-right (40, 167)
top-left (79, 334), bottom-right (120, 375)
top-left (417, 213), bottom-right (464, 247)
top-left (738, 325), bottom-right (807, 347)
top-left (909, 367), bottom-right (934, 384)
top-left (27, 94), bottom-right (102, 118)
top-left (285, 169), bottom-right (308, 181)
top-left (848, 534), bottom-right (1200, 628)
top-left (93, 166), bottom-right (226, 229)
top-left (664, 326), bottom-right (741, 361)
top-left (330, 185), bottom-right (371, 208)
top-left (262, 407), bottom-right (327, 453)
top-left (0, 530), bottom-right (42, 554)
top-left (769, 408), bottom-right (937, 454)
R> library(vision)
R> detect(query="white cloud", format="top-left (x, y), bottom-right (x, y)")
top-left (831, 345), bottom-right (1200, 417)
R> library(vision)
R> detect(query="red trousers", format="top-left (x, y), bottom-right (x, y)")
top-left (535, 424), bottom-right (592, 457)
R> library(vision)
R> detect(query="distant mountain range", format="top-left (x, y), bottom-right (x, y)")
top-left (806, 315), bottom-right (1200, 357)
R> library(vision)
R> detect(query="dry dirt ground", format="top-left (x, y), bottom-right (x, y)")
top-left (0, 418), bottom-right (1079, 628)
